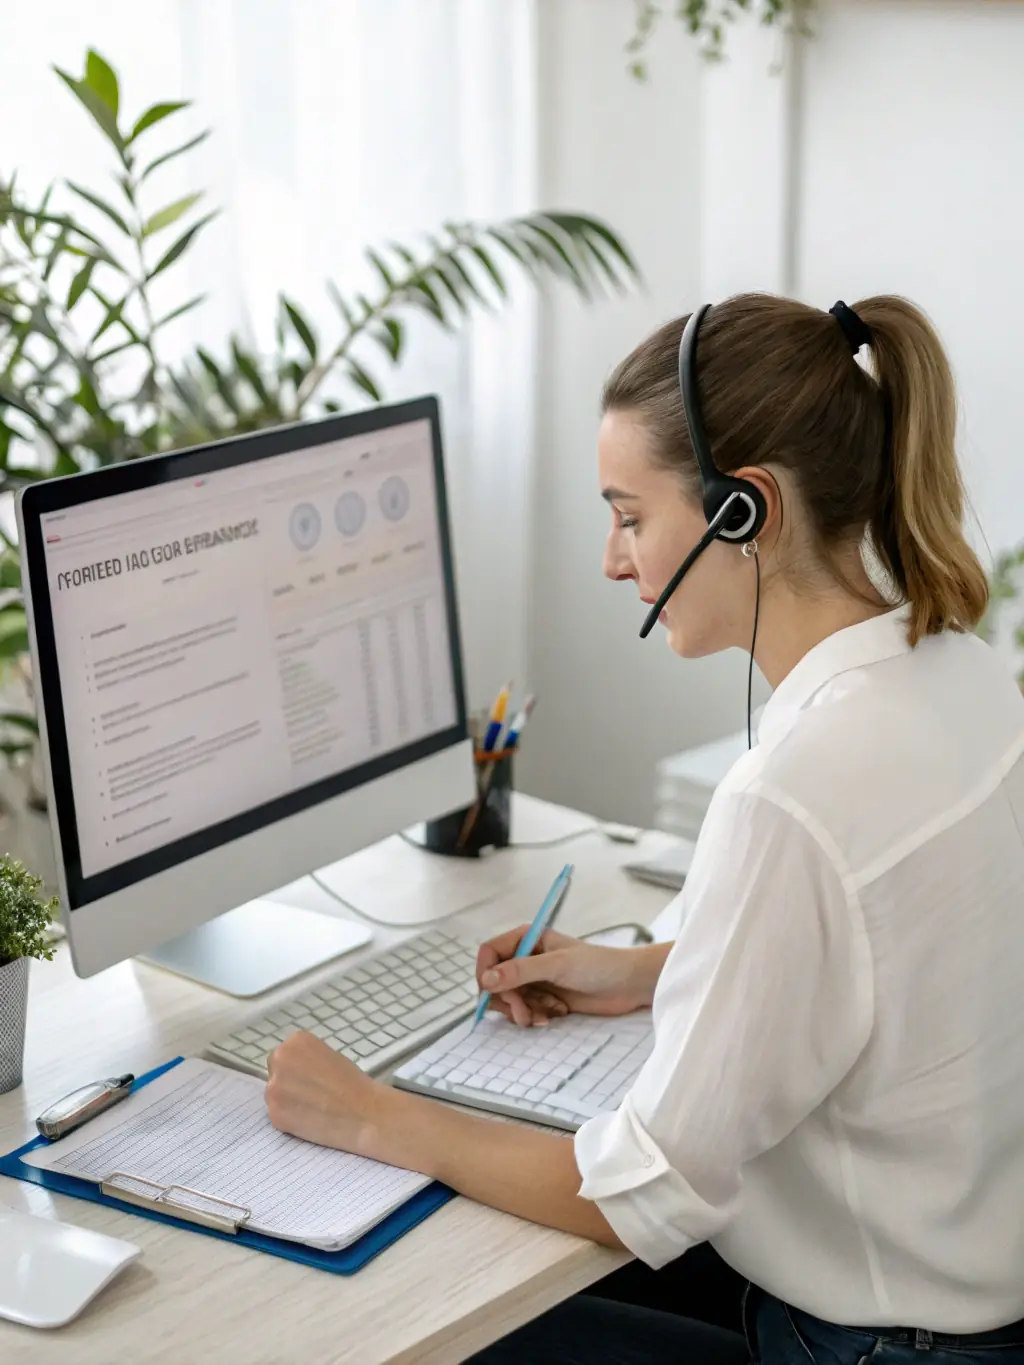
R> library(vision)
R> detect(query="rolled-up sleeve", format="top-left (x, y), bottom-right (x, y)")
top-left (574, 781), bottom-right (873, 1268)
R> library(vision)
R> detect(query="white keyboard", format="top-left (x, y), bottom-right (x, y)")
top-left (207, 927), bottom-right (479, 1078)
top-left (393, 1011), bottom-right (654, 1131)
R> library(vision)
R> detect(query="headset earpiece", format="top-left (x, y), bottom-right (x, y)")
top-left (703, 478), bottom-right (766, 544)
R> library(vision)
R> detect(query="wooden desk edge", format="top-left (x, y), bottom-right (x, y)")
top-left (388, 1242), bottom-right (632, 1365)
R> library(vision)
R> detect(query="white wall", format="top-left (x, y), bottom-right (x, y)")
top-left (795, 0), bottom-right (1024, 555)
top-left (518, 0), bottom-right (762, 826)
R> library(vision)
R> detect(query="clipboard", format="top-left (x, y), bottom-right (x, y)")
top-left (0, 1057), bottom-right (454, 1275)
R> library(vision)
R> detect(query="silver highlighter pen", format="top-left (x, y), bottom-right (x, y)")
top-left (35, 1074), bottom-right (135, 1141)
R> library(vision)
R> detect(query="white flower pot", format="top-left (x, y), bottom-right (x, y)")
top-left (0, 956), bottom-right (29, 1094)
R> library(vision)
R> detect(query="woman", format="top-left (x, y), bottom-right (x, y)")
top-left (265, 293), bottom-right (1024, 1365)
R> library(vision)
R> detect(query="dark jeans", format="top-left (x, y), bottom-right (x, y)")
top-left (467, 1284), bottom-right (1024, 1365)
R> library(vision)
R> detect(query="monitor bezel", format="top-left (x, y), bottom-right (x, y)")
top-left (20, 396), bottom-right (468, 910)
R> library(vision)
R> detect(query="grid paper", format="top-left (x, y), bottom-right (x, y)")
top-left (24, 1059), bottom-right (429, 1250)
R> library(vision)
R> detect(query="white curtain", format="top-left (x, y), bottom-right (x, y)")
top-left (1, 0), bottom-right (538, 700)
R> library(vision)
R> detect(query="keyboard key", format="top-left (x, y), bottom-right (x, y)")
top-left (553, 1092), bottom-right (603, 1120)
top-left (591, 1078), bottom-right (618, 1099)
top-left (607, 1066), bottom-right (636, 1088)
top-left (403, 988), bottom-right (470, 1031)
top-left (450, 1082), bottom-right (499, 1103)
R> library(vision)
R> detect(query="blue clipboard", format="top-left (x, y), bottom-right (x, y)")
top-left (0, 1057), bottom-right (454, 1275)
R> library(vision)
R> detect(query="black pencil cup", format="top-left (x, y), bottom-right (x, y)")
top-left (423, 748), bottom-right (513, 858)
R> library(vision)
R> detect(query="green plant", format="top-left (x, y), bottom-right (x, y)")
top-left (0, 47), bottom-right (639, 756)
top-left (0, 855), bottom-right (57, 965)
top-left (626, 0), bottom-right (814, 72)
top-left (976, 544), bottom-right (1024, 685)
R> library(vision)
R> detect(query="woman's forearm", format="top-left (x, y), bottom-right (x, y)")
top-left (362, 1084), bottom-right (624, 1249)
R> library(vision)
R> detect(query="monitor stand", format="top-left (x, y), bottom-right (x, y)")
top-left (138, 899), bottom-right (373, 998)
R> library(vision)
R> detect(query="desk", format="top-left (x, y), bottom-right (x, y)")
top-left (0, 795), bottom-right (683, 1365)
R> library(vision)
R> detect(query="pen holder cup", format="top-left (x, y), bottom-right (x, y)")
top-left (423, 749), bottom-right (513, 858)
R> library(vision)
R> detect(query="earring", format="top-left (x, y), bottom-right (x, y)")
top-left (742, 540), bottom-right (758, 558)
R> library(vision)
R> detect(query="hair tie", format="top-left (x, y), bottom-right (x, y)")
top-left (829, 300), bottom-right (872, 355)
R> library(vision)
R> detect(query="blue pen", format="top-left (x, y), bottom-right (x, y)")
top-left (503, 694), bottom-right (536, 751)
top-left (472, 863), bottom-right (574, 1029)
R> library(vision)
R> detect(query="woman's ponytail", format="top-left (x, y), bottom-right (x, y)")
top-left (856, 295), bottom-right (988, 645)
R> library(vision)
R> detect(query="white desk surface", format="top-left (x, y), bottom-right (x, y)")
top-left (0, 795), bottom-right (683, 1365)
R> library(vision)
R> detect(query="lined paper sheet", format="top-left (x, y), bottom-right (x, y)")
top-left (24, 1059), bottom-right (430, 1250)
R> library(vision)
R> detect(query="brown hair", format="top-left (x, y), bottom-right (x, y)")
top-left (602, 293), bottom-right (988, 645)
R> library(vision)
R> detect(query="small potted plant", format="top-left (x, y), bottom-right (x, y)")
top-left (0, 855), bottom-right (58, 1094)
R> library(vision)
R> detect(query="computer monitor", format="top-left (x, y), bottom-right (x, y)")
top-left (17, 397), bottom-right (473, 993)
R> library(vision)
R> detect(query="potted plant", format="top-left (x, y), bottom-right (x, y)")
top-left (0, 855), bottom-right (57, 1094)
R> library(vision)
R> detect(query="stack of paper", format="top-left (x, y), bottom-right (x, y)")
top-left (24, 1059), bottom-right (429, 1251)
top-left (654, 727), bottom-right (750, 840)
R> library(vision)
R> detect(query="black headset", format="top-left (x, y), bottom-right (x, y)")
top-left (638, 304), bottom-right (767, 639)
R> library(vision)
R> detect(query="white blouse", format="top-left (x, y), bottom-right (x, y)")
top-left (575, 608), bottom-right (1024, 1332)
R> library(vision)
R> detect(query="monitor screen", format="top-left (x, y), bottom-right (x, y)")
top-left (22, 400), bottom-right (466, 908)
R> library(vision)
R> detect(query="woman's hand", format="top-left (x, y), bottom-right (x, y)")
top-left (265, 1031), bottom-right (382, 1155)
top-left (476, 927), bottom-right (668, 1027)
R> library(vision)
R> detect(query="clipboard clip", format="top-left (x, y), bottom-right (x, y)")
top-left (101, 1171), bottom-right (252, 1235)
